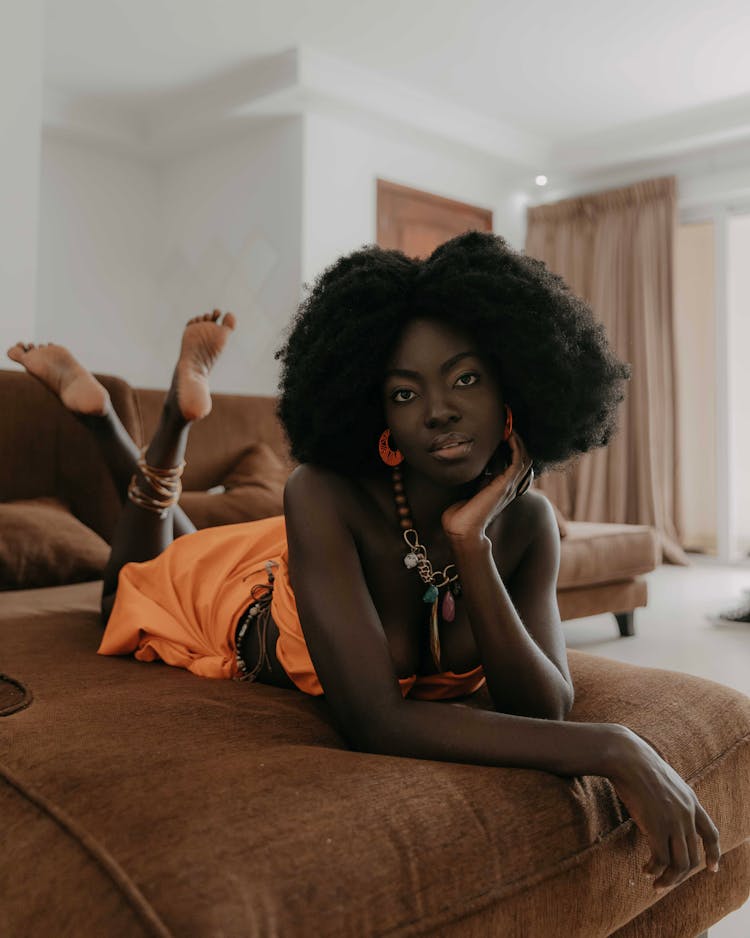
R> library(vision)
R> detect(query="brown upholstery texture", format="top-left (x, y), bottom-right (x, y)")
top-left (0, 371), bottom-right (140, 543)
top-left (0, 497), bottom-right (109, 590)
top-left (558, 579), bottom-right (648, 623)
top-left (611, 842), bottom-right (750, 938)
top-left (557, 522), bottom-right (660, 590)
top-left (0, 371), bottom-right (61, 500)
top-left (1, 590), bottom-right (748, 938)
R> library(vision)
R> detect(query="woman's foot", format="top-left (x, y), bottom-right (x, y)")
top-left (169, 310), bottom-right (236, 422)
top-left (6, 342), bottom-right (110, 415)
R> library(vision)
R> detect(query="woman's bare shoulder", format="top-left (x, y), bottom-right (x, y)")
top-left (505, 488), bottom-right (557, 530)
top-left (487, 488), bottom-right (559, 563)
top-left (283, 463), bottom-right (363, 527)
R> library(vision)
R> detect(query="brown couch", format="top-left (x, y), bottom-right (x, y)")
top-left (1, 368), bottom-right (748, 937)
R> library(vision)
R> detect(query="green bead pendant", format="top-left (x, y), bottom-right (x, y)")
top-left (422, 584), bottom-right (439, 603)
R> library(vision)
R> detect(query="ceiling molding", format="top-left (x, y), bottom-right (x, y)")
top-left (550, 92), bottom-right (750, 174)
top-left (42, 45), bottom-right (750, 192)
top-left (525, 134), bottom-right (750, 213)
top-left (43, 46), bottom-right (550, 168)
top-left (43, 85), bottom-right (151, 158)
top-left (294, 47), bottom-right (548, 169)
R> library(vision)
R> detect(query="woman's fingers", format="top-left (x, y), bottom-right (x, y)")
top-left (653, 833), bottom-right (690, 888)
top-left (644, 842), bottom-right (670, 879)
top-left (686, 828), bottom-right (703, 878)
top-left (695, 803), bottom-right (721, 871)
top-left (649, 809), bottom-right (717, 890)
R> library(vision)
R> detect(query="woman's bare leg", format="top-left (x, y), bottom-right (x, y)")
top-left (7, 310), bottom-right (236, 620)
top-left (7, 340), bottom-right (198, 539)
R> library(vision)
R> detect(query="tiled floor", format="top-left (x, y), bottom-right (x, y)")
top-left (561, 559), bottom-right (750, 937)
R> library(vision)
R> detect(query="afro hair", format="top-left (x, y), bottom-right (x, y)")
top-left (275, 230), bottom-right (631, 477)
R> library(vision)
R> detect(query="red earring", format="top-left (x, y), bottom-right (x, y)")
top-left (503, 405), bottom-right (513, 441)
top-left (379, 429), bottom-right (404, 466)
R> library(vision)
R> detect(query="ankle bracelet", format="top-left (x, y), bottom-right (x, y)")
top-left (127, 447), bottom-right (186, 519)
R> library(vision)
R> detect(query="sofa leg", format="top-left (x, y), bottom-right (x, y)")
top-left (614, 611), bottom-right (635, 637)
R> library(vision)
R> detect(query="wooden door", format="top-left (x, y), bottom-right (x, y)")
top-left (376, 179), bottom-right (493, 258)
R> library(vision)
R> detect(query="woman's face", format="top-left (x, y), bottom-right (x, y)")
top-left (382, 318), bottom-right (506, 485)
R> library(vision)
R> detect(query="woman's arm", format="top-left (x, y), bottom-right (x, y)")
top-left (452, 492), bottom-right (573, 720)
top-left (284, 466), bottom-right (721, 893)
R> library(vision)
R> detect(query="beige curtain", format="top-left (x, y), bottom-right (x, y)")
top-left (525, 176), bottom-right (688, 564)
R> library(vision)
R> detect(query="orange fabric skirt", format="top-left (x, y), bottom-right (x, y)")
top-left (97, 515), bottom-right (486, 701)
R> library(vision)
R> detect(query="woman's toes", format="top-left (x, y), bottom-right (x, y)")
top-left (211, 309), bottom-right (221, 320)
top-left (222, 312), bottom-right (236, 330)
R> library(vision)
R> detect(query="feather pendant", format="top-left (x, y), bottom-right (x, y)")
top-left (429, 599), bottom-right (442, 671)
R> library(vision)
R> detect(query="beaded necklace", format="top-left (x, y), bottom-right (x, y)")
top-left (391, 465), bottom-right (462, 671)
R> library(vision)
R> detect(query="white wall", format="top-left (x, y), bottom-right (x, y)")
top-left (37, 134), bottom-right (160, 384)
top-left (156, 118), bottom-right (303, 395)
top-left (302, 105), bottom-right (527, 286)
top-left (37, 118), bottom-right (303, 395)
top-left (0, 0), bottom-right (43, 355)
top-left (727, 212), bottom-right (750, 556)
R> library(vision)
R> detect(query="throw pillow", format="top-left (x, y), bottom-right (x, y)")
top-left (0, 497), bottom-right (110, 590)
top-left (180, 443), bottom-right (292, 529)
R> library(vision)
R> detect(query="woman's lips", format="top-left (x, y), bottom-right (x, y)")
top-left (430, 441), bottom-right (473, 461)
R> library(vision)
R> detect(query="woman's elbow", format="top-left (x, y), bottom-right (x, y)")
top-left (555, 686), bottom-right (575, 721)
top-left (490, 687), bottom-right (574, 721)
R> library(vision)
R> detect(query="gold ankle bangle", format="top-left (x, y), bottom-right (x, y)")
top-left (127, 448), bottom-right (186, 519)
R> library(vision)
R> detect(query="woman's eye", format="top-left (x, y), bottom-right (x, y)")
top-left (455, 372), bottom-right (479, 387)
top-left (392, 388), bottom-right (415, 403)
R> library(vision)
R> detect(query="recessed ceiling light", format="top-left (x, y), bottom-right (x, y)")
top-left (535, 175), bottom-right (548, 187)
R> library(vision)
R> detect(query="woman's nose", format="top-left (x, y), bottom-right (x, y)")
top-left (423, 393), bottom-right (460, 428)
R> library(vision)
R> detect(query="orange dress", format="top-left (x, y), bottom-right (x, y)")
top-left (97, 515), bottom-right (486, 701)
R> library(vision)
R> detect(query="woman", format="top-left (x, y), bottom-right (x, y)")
top-left (9, 231), bottom-right (720, 892)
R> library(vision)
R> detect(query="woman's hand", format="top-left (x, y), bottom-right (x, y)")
top-left (441, 431), bottom-right (534, 541)
top-left (606, 728), bottom-right (722, 891)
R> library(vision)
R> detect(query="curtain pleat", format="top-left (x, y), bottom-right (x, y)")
top-left (525, 177), bottom-right (687, 564)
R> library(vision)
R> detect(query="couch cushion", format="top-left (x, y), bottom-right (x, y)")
top-left (0, 370), bottom-right (66, 500)
top-left (0, 498), bottom-right (109, 590)
top-left (0, 580), bottom-right (101, 624)
top-left (1, 606), bottom-right (748, 938)
top-left (557, 521), bottom-right (660, 590)
top-left (180, 443), bottom-right (291, 528)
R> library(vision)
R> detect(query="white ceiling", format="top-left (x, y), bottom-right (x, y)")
top-left (43, 0), bottom-right (750, 161)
